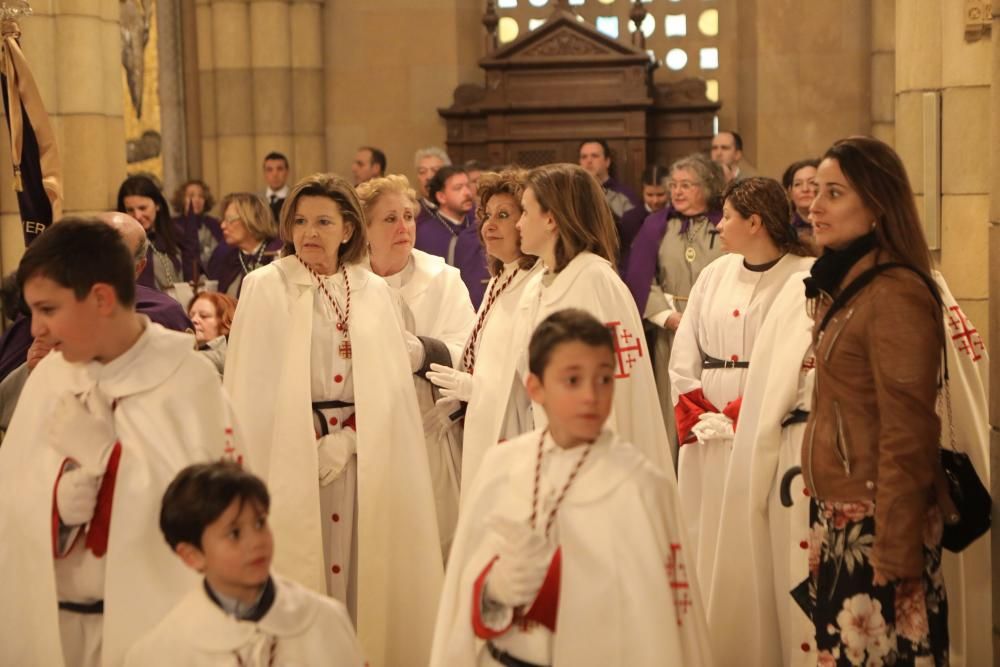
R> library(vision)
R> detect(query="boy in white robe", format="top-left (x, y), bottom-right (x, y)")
top-left (126, 462), bottom-right (364, 666)
top-left (431, 309), bottom-right (712, 666)
top-left (0, 219), bottom-right (243, 667)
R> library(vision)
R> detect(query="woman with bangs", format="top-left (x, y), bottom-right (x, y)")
top-left (223, 173), bottom-right (443, 667)
top-left (509, 163), bottom-right (672, 475)
top-left (425, 169), bottom-right (544, 493)
top-left (355, 174), bottom-right (475, 559)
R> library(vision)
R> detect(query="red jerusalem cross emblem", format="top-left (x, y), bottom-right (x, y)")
top-left (605, 321), bottom-right (643, 379)
top-left (665, 542), bottom-right (692, 625)
top-left (947, 306), bottom-right (985, 362)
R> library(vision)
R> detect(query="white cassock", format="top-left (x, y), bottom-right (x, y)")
top-left (223, 256), bottom-right (443, 667)
top-left (707, 269), bottom-right (816, 667)
top-left (125, 575), bottom-right (364, 666)
top-left (0, 321), bottom-right (242, 667)
top-left (708, 270), bottom-right (992, 667)
top-left (669, 252), bottom-right (813, 595)
top-left (460, 259), bottom-right (544, 498)
top-left (431, 428), bottom-right (713, 667)
top-left (381, 249), bottom-right (475, 556)
top-left (510, 251), bottom-right (672, 474)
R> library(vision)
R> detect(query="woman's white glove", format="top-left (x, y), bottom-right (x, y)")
top-left (426, 363), bottom-right (475, 403)
top-left (317, 429), bottom-right (357, 486)
top-left (403, 331), bottom-right (426, 373)
top-left (484, 517), bottom-right (555, 609)
top-left (423, 399), bottom-right (461, 442)
top-left (691, 411), bottom-right (735, 443)
top-left (56, 465), bottom-right (102, 526)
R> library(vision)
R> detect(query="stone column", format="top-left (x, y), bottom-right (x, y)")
top-left (870, 0), bottom-right (895, 145)
top-left (0, 0), bottom-right (126, 274)
top-left (989, 4), bottom-right (1000, 659)
top-left (196, 0), bottom-right (324, 197)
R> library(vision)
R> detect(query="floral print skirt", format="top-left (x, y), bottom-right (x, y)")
top-left (791, 499), bottom-right (948, 666)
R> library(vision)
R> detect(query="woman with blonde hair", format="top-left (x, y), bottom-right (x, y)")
top-left (355, 174), bottom-right (475, 558)
top-left (425, 169), bottom-right (544, 492)
top-left (205, 192), bottom-right (282, 297)
top-left (223, 173), bottom-right (443, 667)
top-left (509, 163), bottom-right (672, 474)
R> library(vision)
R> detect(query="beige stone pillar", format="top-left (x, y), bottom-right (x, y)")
top-left (870, 0), bottom-right (895, 145)
top-left (0, 0), bottom-right (126, 274)
top-left (989, 4), bottom-right (1000, 660)
top-left (897, 1), bottom-right (991, 342)
top-left (196, 0), bottom-right (324, 197)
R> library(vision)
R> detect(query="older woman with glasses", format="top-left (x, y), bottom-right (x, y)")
top-left (624, 153), bottom-right (727, 453)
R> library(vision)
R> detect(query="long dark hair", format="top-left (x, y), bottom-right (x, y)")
top-left (823, 137), bottom-right (933, 275)
top-left (723, 177), bottom-right (814, 257)
top-left (116, 175), bottom-right (181, 258)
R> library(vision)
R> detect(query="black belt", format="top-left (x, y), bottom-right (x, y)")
top-left (781, 408), bottom-right (810, 427)
top-left (311, 400), bottom-right (354, 437)
top-left (58, 600), bottom-right (104, 615)
top-left (702, 354), bottom-right (749, 369)
top-left (487, 642), bottom-right (549, 667)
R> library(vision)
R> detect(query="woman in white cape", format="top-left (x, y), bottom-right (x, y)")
top-left (668, 177), bottom-right (814, 594)
top-left (223, 174), bottom-right (442, 667)
top-left (509, 163), bottom-right (673, 474)
top-left (708, 270), bottom-right (992, 667)
top-left (355, 174), bottom-right (476, 558)
top-left (425, 169), bottom-right (543, 496)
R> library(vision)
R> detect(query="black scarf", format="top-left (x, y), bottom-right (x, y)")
top-left (802, 232), bottom-right (876, 299)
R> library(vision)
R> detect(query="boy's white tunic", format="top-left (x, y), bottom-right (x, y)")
top-left (431, 428), bottom-right (713, 666)
top-left (509, 252), bottom-right (672, 474)
top-left (0, 322), bottom-right (240, 667)
top-left (461, 259), bottom-right (544, 495)
top-left (223, 256), bottom-right (443, 667)
top-left (708, 271), bottom-right (992, 667)
top-left (669, 252), bottom-right (813, 594)
top-left (383, 249), bottom-right (475, 554)
top-left (125, 576), bottom-right (364, 666)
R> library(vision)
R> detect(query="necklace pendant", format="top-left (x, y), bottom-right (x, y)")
top-left (338, 338), bottom-right (352, 359)
top-left (685, 246), bottom-right (697, 263)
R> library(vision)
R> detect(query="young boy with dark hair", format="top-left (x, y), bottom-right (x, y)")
top-left (126, 462), bottom-right (364, 665)
top-left (431, 308), bottom-right (712, 667)
top-left (0, 219), bottom-right (243, 667)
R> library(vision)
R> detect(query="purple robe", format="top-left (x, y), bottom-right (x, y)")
top-left (604, 176), bottom-right (641, 209)
top-left (205, 237), bottom-right (283, 296)
top-left (623, 206), bottom-right (723, 312)
top-left (137, 220), bottom-right (199, 290)
top-left (414, 207), bottom-right (489, 308)
top-left (0, 285), bottom-right (192, 382)
top-left (618, 205), bottom-right (654, 275)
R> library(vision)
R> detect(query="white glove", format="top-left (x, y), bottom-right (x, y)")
top-left (317, 429), bottom-right (357, 486)
top-left (426, 363), bottom-right (475, 403)
top-left (56, 465), bottom-right (102, 526)
top-left (48, 392), bottom-right (117, 475)
top-left (484, 517), bottom-right (556, 608)
top-left (690, 411), bottom-right (735, 443)
top-left (403, 331), bottom-right (426, 373)
top-left (423, 398), bottom-right (461, 442)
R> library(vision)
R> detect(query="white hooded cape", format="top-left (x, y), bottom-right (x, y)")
top-left (0, 322), bottom-right (241, 667)
top-left (430, 428), bottom-right (713, 666)
top-left (509, 252), bottom-right (673, 474)
top-left (223, 256), bottom-right (443, 667)
top-left (708, 270), bottom-right (992, 667)
top-left (460, 259), bottom-right (544, 497)
top-left (125, 575), bottom-right (364, 666)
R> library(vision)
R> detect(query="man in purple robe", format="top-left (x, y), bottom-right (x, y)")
top-left (414, 146), bottom-right (451, 220)
top-left (414, 165), bottom-right (489, 308)
top-left (578, 138), bottom-right (640, 218)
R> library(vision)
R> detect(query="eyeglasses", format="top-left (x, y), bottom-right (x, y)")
top-left (222, 216), bottom-right (244, 225)
top-left (668, 180), bottom-right (702, 192)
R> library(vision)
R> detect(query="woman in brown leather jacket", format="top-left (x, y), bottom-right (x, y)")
top-left (793, 137), bottom-right (948, 666)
